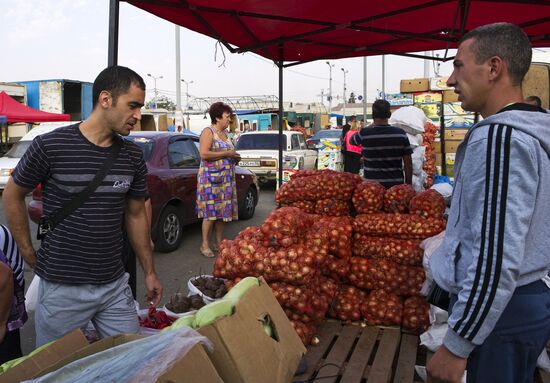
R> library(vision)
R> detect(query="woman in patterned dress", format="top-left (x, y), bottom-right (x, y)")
top-left (197, 102), bottom-right (241, 257)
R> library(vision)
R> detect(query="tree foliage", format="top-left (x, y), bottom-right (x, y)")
top-left (146, 95), bottom-right (177, 111)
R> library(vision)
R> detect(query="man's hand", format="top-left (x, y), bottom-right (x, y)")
top-left (20, 247), bottom-right (37, 269)
top-left (427, 345), bottom-right (467, 383)
top-left (144, 272), bottom-right (163, 306)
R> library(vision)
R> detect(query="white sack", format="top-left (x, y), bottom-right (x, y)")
top-left (389, 106), bottom-right (427, 134)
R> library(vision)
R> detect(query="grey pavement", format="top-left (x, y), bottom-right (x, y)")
top-left (0, 185), bottom-right (276, 354)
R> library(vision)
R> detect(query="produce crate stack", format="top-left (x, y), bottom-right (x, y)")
top-left (344, 182), bottom-right (446, 333)
top-left (316, 138), bottom-right (343, 171)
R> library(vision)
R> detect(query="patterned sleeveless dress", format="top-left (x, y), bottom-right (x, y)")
top-left (196, 127), bottom-right (238, 221)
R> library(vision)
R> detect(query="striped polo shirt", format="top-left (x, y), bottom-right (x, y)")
top-left (12, 124), bottom-right (148, 284)
top-left (351, 124), bottom-right (413, 188)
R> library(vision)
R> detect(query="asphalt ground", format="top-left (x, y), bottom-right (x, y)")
top-left (0, 184), bottom-right (277, 354)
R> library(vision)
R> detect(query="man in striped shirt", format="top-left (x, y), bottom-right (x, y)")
top-left (427, 23), bottom-right (550, 383)
top-left (350, 99), bottom-right (412, 188)
top-left (3, 66), bottom-right (163, 346)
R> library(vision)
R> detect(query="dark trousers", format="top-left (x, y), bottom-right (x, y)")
top-left (451, 280), bottom-right (550, 383)
top-left (343, 152), bottom-right (361, 174)
top-left (0, 329), bottom-right (22, 364)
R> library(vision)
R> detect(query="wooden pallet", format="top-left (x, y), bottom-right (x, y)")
top-left (294, 321), bottom-right (550, 383)
top-left (293, 320), bottom-right (429, 383)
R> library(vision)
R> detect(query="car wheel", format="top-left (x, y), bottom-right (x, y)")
top-left (155, 205), bottom-right (183, 253)
top-left (239, 186), bottom-right (257, 220)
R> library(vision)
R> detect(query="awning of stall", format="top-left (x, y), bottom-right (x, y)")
top-left (123, 0), bottom-right (550, 65)
top-left (0, 92), bottom-right (71, 123)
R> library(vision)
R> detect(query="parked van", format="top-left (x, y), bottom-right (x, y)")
top-left (0, 122), bottom-right (70, 189)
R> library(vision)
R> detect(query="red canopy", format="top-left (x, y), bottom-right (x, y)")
top-left (124, 0), bottom-right (550, 65)
top-left (0, 92), bottom-right (70, 123)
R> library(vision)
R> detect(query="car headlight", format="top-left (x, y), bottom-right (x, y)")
top-left (0, 168), bottom-right (13, 177)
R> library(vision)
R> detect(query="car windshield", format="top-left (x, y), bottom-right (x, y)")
top-left (5, 141), bottom-right (32, 158)
top-left (312, 130), bottom-right (342, 140)
top-left (124, 136), bottom-right (155, 161)
top-left (236, 134), bottom-right (287, 150)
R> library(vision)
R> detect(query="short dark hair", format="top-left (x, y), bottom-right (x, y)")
top-left (461, 22), bottom-right (532, 86)
top-left (92, 66), bottom-right (145, 109)
top-left (208, 102), bottom-right (233, 124)
top-left (349, 115), bottom-right (357, 122)
top-left (372, 99), bottom-right (391, 119)
top-left (525, 95), bottom-right (542, 107)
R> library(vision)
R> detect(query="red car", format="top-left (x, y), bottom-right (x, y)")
top-left (28, 131), bottom-right (259, 252)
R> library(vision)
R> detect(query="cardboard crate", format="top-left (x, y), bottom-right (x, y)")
top-left (443, 102), bottom-right (467, 116)
top-left (386, 93), bottom-right (414, 106)
top-left (523, 62), bottom-right (550, 109)
top-left (444, 140), bottom-right (462, 154)
top-left (430, 77), bottom-right (453, 91)
top-left (1, 329), bottom-right (89, 383)
top-left (445, 128), bottom-right (468, 141)
top-left (443, 90), bottom-right (459, 103)
top-left (400, 78), bottom-right (429, 93)
top-left (435, 153), bottom-right (443, 167)
top-left (39, 334), bottom-right (223, 383)
top-left (413, 92), bottom-right (442, 103)
top-left (434, 141), bottom-right (441, 153)
top-left (444, 114), bottom-right (475, 129)
top-left (414, 103), bottom-right (441, 119)
top-left (198, 277), bottom-right (306, 383)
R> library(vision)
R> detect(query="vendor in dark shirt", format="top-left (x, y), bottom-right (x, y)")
top-left (351, 99), bottom-right (413, 188)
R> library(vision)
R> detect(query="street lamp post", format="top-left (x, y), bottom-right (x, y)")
top-left (147, 73), bottom-right (163, 109)
top-left (181, 79), bottom-right (194, 110)
top-left (341, 68), bottom-right (349, 125)
top-left (326, 61), bottom-right (335, 116)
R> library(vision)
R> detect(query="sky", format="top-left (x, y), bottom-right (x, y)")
top-left (1, 1), bottom-right (549, 106)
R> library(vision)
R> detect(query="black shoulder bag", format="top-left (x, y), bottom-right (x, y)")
top-left (37, 139), bottom-right (122, 240)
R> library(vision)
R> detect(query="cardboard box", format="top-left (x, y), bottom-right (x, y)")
top-left (430, 77), bottom-right (453, 91)
top-left (444, 140), bottom-right (462, 153)
top-left (443, 90), bottom-right (459, 103)
top-left (318, 138), bottom-right (341, 152)
top-left (434, 141), bottom-right (441, 153)
top-left (198, 278), bottom-right (306, 383)
top-left (136, 114), bottom-right (156, 131)
top-left (444, 114), bottom-right (475, 129)
top-left (446, 153), bottom-right (456, 165)
top-left (39, 334), bottom-right (223, 383)
top-left (523, 62), bottom-right (550, 109)
top-left (1, 329), bottom-right (89, 383)
top-left (435, 153), bottom-right (443, 166)
top-left (400, 78), bottom-right (430, 93)
top-left (445, 128), bottom-right (469, 141)
top-left (385, 93), bottom-right (414, 106)
top-left (414, 103), bottom-right (441, 119)
top-left (413, 92), bottom-right (442, 103)
top-left (443, 102), bottom-right (467, 116)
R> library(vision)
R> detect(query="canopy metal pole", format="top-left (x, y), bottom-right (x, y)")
top-left (176, 26), bottom-right (182, 111)
top-left (278, 56), bottom-right (284, 188)
top-left (362, 57), bottom-right (367, 123)
top-left (108, 0), bottom-right (119, 67)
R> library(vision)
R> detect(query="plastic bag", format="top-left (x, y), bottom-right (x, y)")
top-left (420, 231), bottom-right (446, 296)
top-left (188, 275), bottom-right (226, 304)
top-left (24, 275), bottom-right (40, 312)
top-left (24, 327), bottom-right (213, 383)
top-left (389, 106), bottom-right (427, 134)
top-left (412, 146), bottom-right (426, 175)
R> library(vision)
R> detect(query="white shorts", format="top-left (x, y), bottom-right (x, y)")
top-left (35, 273), bottom-right (138, 347)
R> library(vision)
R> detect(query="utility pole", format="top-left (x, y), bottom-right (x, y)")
top-left (341, 67), bottom-right (349, 125)
top-left (175, 26), bottom-right (181, 111)
top-left (326, 61), bottom-right (335, 115)
top-left (147, 73), bottom-right (163, 109)
top-left (181, 79), bottom-right (194, 110)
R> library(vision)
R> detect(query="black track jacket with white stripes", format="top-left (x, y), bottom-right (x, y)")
top-left (429, 104), bottom-right (550, 358)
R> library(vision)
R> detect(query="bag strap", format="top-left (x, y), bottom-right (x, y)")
top-left (46, 138), bottom-right (123, 231)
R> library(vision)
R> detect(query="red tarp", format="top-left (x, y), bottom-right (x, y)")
top-left (0, 92), bottom-right (70, 123)
top-left (124, 0), bottom-right (550, 65)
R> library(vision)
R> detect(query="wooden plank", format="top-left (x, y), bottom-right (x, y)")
top-left (293, 321), bottom-right (342, 382)
top-left (393, 334), bottom-right (419, 383)
top-left (315, 325), bottom-right (362, 383)
top-left (366, 327), bottom-right (401, 383)
top-left (341, 326), bottom-right (380, 383)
